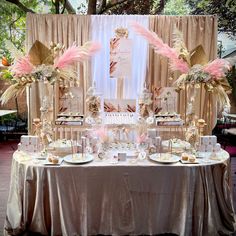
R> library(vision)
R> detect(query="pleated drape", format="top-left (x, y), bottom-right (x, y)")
top-left (26, 14), bottom-right (218, 133)
top-left (26, 13), bottom-right (91, 132)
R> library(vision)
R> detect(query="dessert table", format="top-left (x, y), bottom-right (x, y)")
top-left (4, 150), bottom-right (236, 236)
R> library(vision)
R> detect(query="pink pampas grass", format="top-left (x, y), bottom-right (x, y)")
top-left (54, 42), bottom-right (101, 69)
top-left (93, 127), bottom-right (108, 143)
top-left (11, 55), bottom-right (34, 76)
top-left (136, 133), bottom-right (147, 144)
top-left (170, 58), bottom-right (190, 74)
top-left (131, 21), bottom-right (189, 74)
top-left (203, 58), bottom-right (231, 78)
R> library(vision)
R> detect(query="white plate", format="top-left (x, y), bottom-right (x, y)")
top-left (63, 154), bottom-right (94, 164)
top-left (149, 153), bottom-right (180, 164)
top-left (180, 159), bottom-right (199, 164)
top-left (162, 139), bottom-right (191, 149)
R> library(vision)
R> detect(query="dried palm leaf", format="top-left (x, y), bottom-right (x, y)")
top-left (28, 40), bottom-right (54, 66)
top-left (59, 68), bottom-right (77, 81)
top-left (172, 27), bottom-right (190, 65)
top-left (0, 83), bottom-right (25, 104)
top-left (213, 84), bottom-right (231, 110)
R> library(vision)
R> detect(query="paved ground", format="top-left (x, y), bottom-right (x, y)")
top-left (0, 140), bottom-right (18, 235)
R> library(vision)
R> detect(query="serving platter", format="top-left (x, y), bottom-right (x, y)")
top-left (149, 153), bottom-right (180, 164)
top-left (63, 154), bottom-right (94, 164)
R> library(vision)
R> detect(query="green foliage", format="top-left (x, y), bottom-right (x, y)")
top-left (0, 113), bottom-right (17, 124)
top-left (1, 69), bottom-right (13, 81)
top-left (187, 0), bottom-right (236, 37)
top-left (164, 0), bottom-right (191, 15)
top-left (0, 0), bottom-right (46, 61)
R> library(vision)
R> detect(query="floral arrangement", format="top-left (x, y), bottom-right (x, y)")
top-left (136, 133), bottom-right (147, 144)
top-left (131, 22), bottom-right (232, 110)
top-left (138, 83), bottom-right (153, 118)
top-left (86, 82), bottom-right (101, 121)
top-left (87, 95), bottom-right (101, 117)
top-left (0, 40), bottom-right (101, 104)
top-left (93, 127), bottom-right (109, 143)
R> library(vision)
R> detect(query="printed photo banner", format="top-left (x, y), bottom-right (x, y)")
top-left (153, 87), bottom-right (178, 114)
top-left (58, 87), bottom-right (83, 114)
top-left (104, 99), bottom-right (136, 112)
top-left (110, 38), bottom-right (132, 78)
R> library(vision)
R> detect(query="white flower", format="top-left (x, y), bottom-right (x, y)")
top-left (85, 116), bottom-right (94, 125)
top-left (146, 116), bottom-right (154, 125)
top-left (137, 116), bottom-right (145, 123)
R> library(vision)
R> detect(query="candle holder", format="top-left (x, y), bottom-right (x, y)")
top-left (197, 119), bottom-right (206, 137)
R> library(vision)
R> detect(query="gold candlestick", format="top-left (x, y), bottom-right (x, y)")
top-left (197, 119), bottom-right (206, 137)
top-left (33, 118), bottom-right (41, 137)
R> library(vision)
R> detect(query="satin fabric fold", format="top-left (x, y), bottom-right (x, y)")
top-left (4, 152), bottom-right (236, 236)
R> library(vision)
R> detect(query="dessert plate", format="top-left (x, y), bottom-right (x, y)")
top-left (149, 153), bottom-right (180, 164)
top-left (42, 158), bottom-right (64, 165)
top-left (162, 139), bottom-right (191, 150)
top-left (180, 159), bottom-right (199, 164)
top-left (63, 154), bottom-right (94, 164)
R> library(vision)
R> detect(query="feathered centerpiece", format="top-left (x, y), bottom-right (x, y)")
top-left (131, 22), bottom-right (232, 110)
top-left (0, 40), bottom-right (101, 104)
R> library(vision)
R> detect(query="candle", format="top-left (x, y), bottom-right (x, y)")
top-left (155, 136), bottom-right (161, 153)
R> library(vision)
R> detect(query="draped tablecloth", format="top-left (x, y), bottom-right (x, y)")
top-left (4, 151), bottom-right (236, 236)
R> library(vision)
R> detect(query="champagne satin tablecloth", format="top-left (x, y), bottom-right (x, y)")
top-left (4, 151), bottom-right (236, 236)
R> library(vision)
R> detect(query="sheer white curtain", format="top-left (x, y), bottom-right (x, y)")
top-left (91, 15), bottom-right (148, 99)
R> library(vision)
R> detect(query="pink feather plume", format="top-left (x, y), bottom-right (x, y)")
top-left (93, 127), bottom-right (108, 142)
top-left (54, 42), bottom-right (101, 69)
top-left (169, 58), bottom-right (190, 73)
top-left (203, 58), bottom-right (231, 78)
top-left (131, 21), bottom-right (189, 74)
top-left (11, 55), bottom-right (34, 76)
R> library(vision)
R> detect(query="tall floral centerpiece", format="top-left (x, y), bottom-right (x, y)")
top-left (131, 22), bottom-right (232, 134)
top-left (0, 40), bottom-right (100, 145)
top-left (0, 40), bottom-right (101, 104)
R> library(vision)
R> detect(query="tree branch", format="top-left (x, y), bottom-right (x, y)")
top-left (62, 0), bottom-right (76, 14)
top-left (87, 0), bottom-right (97, 14)
top-left (9, 14), bottom-right (22, 29)
top-left (53, 0), bottom-right (60, 14)
top-left (61, 0), bottom-right (67, 14)
top-left (5, 0), bottom-right (35, 13)
top-left (96, 0), bottom-right (106, 14)
top-left (99, 0), bottom-right (131, 14)
top-left (154, 0), bottom-right (166, 14)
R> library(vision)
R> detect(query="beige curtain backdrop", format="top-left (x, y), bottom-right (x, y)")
top-left (26, 13), bottom-right (91, 133)
top-left (26, 14), bottom-right (218, 134)
top-left (148, 15), bottom-right (218, 133)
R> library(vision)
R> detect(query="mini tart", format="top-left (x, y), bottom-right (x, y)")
top-left (52, 157), bottom-right (59, 164)
top-left (188, 155), bottom-right (196, 163)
